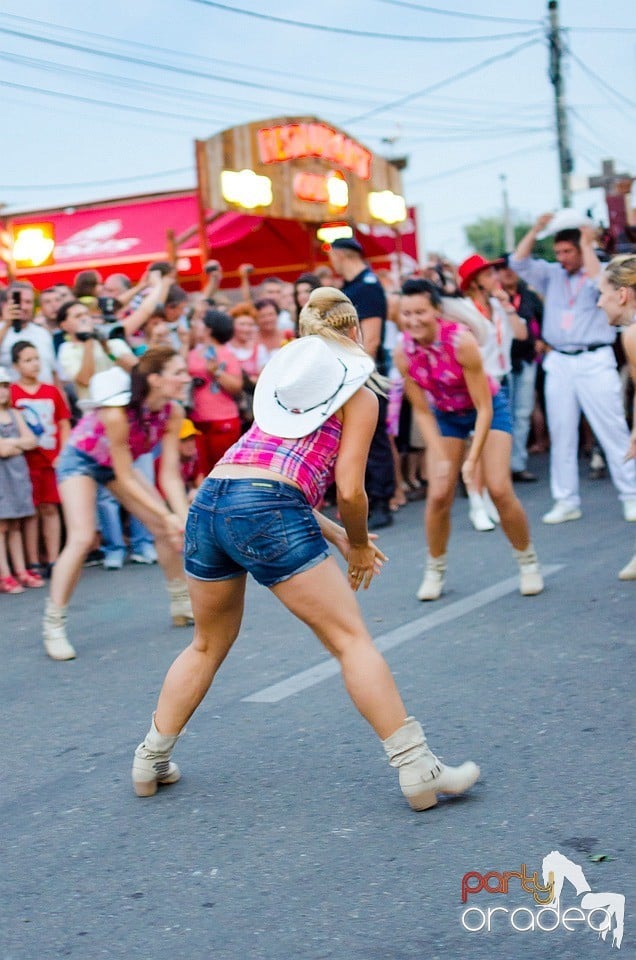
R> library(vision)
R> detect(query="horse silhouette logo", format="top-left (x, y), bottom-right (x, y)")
top-left (542, 850), bottom-right (625, 949)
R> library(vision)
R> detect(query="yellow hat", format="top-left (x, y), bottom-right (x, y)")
top-left (179, 418), bottom-right (201, 440)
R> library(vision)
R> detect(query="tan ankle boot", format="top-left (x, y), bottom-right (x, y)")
top-left (166, 578), bottom-right (194, 626)
top-left (43, 600), bottom-right (76, 661)
top-left (416, 554), bottom-right (446, 601)
top-left (514, 543), bottom-right (544, 596)
top-left (132, 713), bottom-right (184, 797)
top-left (383, 717), bottom-right (480, 811)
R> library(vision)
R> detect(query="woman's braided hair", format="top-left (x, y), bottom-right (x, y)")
top-left (299, 287), bottom-right (387, 395)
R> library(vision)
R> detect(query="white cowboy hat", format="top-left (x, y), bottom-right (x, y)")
top-left (78, 366), bottom-right (131, 411)
top-left (537, 208), bottom-right (594, 240)
top-left (253, 335), bottom-right (374, 439)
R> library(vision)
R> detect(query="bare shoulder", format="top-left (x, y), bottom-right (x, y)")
top-left (342, 384), bottom-right (379, 422)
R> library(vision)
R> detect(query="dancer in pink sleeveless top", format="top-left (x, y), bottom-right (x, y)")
top-left (395, 278), bottom-right (543, 601)
top-left (131, 288), bottom-right (481, 812)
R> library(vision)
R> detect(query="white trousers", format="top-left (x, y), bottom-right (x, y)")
top-left (543, 347), bottom-right (636, 507)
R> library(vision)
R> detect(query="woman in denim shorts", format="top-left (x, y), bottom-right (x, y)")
top-left (396, 278), bottom-right (543, 603)
top-left (132, 288), bottom-right (481, 812)
top-left (43, 349), bottom-right (193, 661)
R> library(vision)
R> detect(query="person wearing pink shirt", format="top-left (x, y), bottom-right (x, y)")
top-left (187, 309), bottom-right (243, 474)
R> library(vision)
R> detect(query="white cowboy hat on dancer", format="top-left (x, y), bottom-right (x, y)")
top-left (253, 335), bottom-right (375, 439)
top-left (77, 366), bottom-right (132, 411)
top-left (536, 207), bottom-right (594, 239)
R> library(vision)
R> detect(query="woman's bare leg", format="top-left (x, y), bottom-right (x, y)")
top-left (49, 476), bottom-right (98, 607)
top-left (153, 575), bottom-right (247, 733)
top-left (424, 438), bottom-right (465, 557)
top-left (272, 557), bottom-right (406, 740)
top-left (481, 430), bottom-right (531, 550)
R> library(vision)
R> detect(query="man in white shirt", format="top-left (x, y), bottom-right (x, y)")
top-left (0, 281), bottom-right (58, 384)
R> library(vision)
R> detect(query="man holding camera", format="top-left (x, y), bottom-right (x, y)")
top-left (56, 300), bottom-right (136, 406)
top-left (0, 282), bottom-right (58, 385)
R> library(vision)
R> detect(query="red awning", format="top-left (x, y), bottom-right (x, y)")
top-left (3, 190), bottom-right (418, 290)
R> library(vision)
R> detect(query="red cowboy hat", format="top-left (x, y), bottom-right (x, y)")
top-left (457, 254), bottom-right (505, 292)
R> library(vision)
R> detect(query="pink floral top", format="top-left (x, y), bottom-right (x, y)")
top-left (69, 404), bottom-right (172, 467)
top-left (218, 414), bottom-right (342, 507)
top-left (404, 319), bottom-right (498, 413)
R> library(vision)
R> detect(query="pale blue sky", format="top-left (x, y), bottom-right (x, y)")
top-left (1, 0), bottom-right (634, 260)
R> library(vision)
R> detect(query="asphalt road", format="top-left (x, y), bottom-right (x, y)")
top-left (1, 453), bottom-right (634, 960)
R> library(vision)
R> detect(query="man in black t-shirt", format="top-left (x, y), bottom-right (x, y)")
top-left (329, 237), bottom-right (395, 528)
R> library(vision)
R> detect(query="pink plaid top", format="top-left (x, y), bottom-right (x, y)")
top-left (218, 414), bottom-right (342, 507)
top-left (69, 404), bottom-right (171, 467)
top-left (404, 319), bottom-right (498, 413)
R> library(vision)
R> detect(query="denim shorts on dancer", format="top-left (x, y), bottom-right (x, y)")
top-left (433, 387), bottom-right (512, 440)
top-left (184, 477), bottom-right (330, 587)
top-left (55, 445), bottom-right (116, 486)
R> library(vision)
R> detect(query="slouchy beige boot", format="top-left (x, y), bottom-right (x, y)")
top-left (416, 554), bottom-right (446, 601)
top-left (383, 716), bottom-right (480, 811)
top-left (166, 578), bottom-right (194, 626)
top-left (43, 600), bottom-right (76, 661)
top-left (514, 543), bottom-right (544, 596)
top-left (132, 713), bottom-right (185, 797)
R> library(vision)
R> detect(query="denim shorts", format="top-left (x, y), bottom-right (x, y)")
top-left (433, 387), bottom-right (512, 440)
top-left (55, 445), bottom-right (116, 486)
top-left (184, 477), bottom-right (330, 587)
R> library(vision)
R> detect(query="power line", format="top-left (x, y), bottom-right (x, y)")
top-left (406, 141), bottom-right (554, 187)
top-left (568, 49), bottom-right (636, 110)
top-left (345, 37), bottom-right (541, 125)
top-left (0, 78), bottom-right (225, 126)
top-left (0, 12), bottom-right (396, 99)
top-left (0, 26), bottom-right (371, 104)
top-left (186, 0), bottom-right (541, 43)
top-left (0, 168), bottom-right (192, 191)
top-left (374, 0), bottom-right (539, 25)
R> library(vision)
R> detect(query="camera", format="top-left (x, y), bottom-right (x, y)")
top-left (95, 322), bottom-right (126, 341)
top-left (191, 377), bottom-right (206, 389)
top-left (76, 331), bottom-right (96, 342)
top-left (11, 290), bottom-right (21, 333)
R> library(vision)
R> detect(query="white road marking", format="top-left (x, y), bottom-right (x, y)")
top-left (243, 565), bottom-right (564, 704)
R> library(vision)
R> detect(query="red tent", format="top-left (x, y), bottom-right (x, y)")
top-left (3, 189), bottom-right (419, 291)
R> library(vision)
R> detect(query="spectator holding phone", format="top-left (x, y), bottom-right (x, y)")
top-left (0, 282), bottom-right (58, 385)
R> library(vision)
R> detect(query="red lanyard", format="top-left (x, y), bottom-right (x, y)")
top-left (564, 272), bottom-right (586, 308)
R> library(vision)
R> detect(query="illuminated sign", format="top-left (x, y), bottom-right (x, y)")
top-left (317, 223), bottom-right (353, 244)
top-left (293, 172), bottom-right (349, 208)
top-left (13, 224), bottom-right (55, 267)
top-left (368, 190), bottom-right (407, 225)
top-left (257, 122), bottom-right (372, 181)
top-left (221, 169), bottom-right (273, 209)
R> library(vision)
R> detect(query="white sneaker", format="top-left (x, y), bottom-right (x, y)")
top-left (43, 601), bottom-right (76, 661)
top-left (130, 544), bottom-right (158, 564)
top-left (618, 555), bottom-right (636, 580)
top-left (542, 501), bottom-right (582, 524)
top-left (622, 499), bottom-right (636, 522)
top-left (416, 555), bottom-right (446, 601)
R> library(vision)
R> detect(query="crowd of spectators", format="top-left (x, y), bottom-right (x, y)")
top-left (0, 221), bottom-right (634, 595)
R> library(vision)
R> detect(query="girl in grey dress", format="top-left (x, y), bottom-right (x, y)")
top-left (0, 369), bottom-right (38, 594)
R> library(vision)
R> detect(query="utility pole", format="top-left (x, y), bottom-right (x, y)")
top-left (500, 174), bottom-right (514, 252)
top-left (547, 0), bottom-right (573, 207)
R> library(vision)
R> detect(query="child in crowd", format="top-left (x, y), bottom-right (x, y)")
top-left (178, 419), bottom-right (204, 502)
top-left (10, 342), bottom-right (71, 577)
top-left (0, 365), bottom-right (41, 593)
